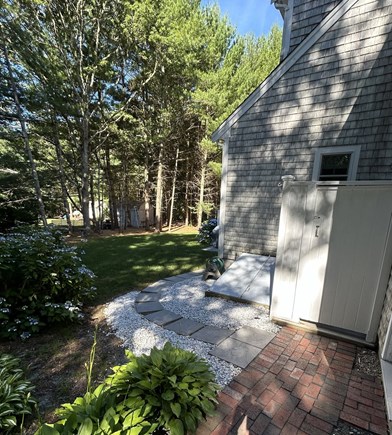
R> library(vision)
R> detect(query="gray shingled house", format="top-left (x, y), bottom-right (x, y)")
top-left (213, 0), bottom-right (392, 261)
top-left (212, 0), bottom-right (392, 421)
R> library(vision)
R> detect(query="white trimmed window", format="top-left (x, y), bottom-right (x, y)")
top-left (312, 146), bottom-right (361, 181)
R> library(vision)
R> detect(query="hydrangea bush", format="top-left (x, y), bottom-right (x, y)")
top-left (196, 218), bottom-right (217, 245)
top-left (0, 227), bottom-right (96, 340)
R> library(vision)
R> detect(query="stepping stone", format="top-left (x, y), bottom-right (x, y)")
top-left (210, 338), bottom-right (261, 369)
top-left (145, 310), bottom-right (182, 326)
top-left (174, 271), bottom-right (203, 280)
top-left (164, 275), bottom-right (191, 283)
top-left (164, 318), bottom-right (204, 336)
top-left (190, 326), bottom-right (234, 345)
top-left (136, 293), bottom-right (160, 303)
top-left (135, 302), bottom-right (163, 314)
top-left (143, 282), bottom-right (168, 293)
top-left (230, 326), bottom-right (275, 349)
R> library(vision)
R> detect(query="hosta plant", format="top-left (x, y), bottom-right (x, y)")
top-left (0, 354), bottom-right (36, 433)
top-left (35, 383), bottom-right (158, 435)
top-left (0, 226), bottom-right (96, 339)
top-left (36, 342), bottom-right (220, 435)
top-left (108, 342), bottom-right (220, 434)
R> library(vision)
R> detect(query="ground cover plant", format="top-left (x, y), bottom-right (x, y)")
top-left (0, 227), bottom-right (96, 340)
top-left (0, 354), bottom-right (36, 433)
top-left (36, 342), bottom-right (219, 435)
top-left (0, 228), bottom-right (213, 433)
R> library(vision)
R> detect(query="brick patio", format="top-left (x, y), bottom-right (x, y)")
top-left (196, 326), bottom-right (388, 435)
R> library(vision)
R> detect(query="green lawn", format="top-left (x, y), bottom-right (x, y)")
top-left (81, 232), bottom-right (213, 304)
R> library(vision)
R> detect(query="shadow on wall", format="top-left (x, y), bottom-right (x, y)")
top-left (223, 5), bottom-right (392, 258)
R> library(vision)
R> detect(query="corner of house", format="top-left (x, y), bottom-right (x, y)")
top-left (381, 360), bottom-right (392, 431)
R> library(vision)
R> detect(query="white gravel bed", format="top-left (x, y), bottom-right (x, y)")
top-left (104, 277), bottom-right (280, 387)
top-left (161, 277), bottom-right (280, 334)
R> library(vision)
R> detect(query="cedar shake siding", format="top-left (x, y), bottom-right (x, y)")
top-left (221, 0), bottom-right (392, 260)
top-left (378, 270), bottom-right (392, 354)
top-left (289, 0), bottom-right (342, 53)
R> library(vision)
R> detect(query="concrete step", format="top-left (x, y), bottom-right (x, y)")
top-left (210, 253), bottom-right (275, 306)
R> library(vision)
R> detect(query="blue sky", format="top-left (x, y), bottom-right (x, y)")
top-left (200, 0), bottom-right (283, 37)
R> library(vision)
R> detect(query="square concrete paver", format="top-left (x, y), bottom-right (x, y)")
top-left (135, 293), bottom-right (160, 303)
top-left (135, 302), bottom-right (163, 314)
top-left (164, 318), bottom-right (204, 336)
top-left (173, 271), bottom-right (203, 280)
top-left (145, 310), bottom-right (182, 326)
top-left (191, 326), bottom-right (234, 345)
top-left (210, 337), bottom-right (260, 368)
top-left (230, 326), bottom-right (275, 349)
top-left (164, 275), bottom-right (189, 283)
top-left (143, 282), bottom-right (168, 293)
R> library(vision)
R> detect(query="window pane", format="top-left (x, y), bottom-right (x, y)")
top-left (319, 153), bottom-right (350, 181)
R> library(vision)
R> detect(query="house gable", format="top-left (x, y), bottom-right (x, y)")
top-left (212, 0), bottom-right (360, 142)
top-left (218, 0), bottom-right (392, 259)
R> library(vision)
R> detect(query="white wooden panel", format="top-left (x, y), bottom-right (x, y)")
top-left (350, 190), bottom-right (391, 332)
top-left (294, 186), bottom-right (336, 322)
top-left (368, 213), bottom-right (392, 343)
top-left (270, 183), bottom-right (308, 321)
top-left (273, 181), bottom-right (392, 343)
top-left (319, 186), bottom-right (392, 335)
top-left (271, 182), bottom-right (392, 342)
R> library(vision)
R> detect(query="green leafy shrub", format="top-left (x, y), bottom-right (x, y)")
top-left (0, 227), bottom-right (96, 339)
top-left (36, 383), bottom-right (158, 435)
top-left (196, 218), bottom-right (218, 245)
top-left (0, 354), bottom-right (37, 433)
top-left (36, 343), bottom-right (220, 435)
top-left (109, 343), bottom-right (220, 434)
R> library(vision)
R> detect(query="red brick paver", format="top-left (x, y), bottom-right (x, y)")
top-left (196, 326), bottom-right (388, 435)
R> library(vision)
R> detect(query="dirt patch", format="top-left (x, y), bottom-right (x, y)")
top-left (354, 347), bottom-right (382, 379)
top-left (0, 303), bottom-right (129, 434)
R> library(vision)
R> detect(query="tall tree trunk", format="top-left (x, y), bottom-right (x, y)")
top-left (105, 144), bottom-right (118, 228)
top-left (96, 153), bottom-right (103, 230)
top-left (2, 42), bottom-right (48, 227)
top-left (184, 150), bottom-right (190, 226)
top-left (197, 149), bottom-right (208, 228)
top-left (155, 144), bottom-right (164, 233)
top-left (81, 113), bottom-right (91, 232)
top-left (90, 174), bottom-right (97, 229)
top-left (144, 164), bottom-right (151, 230)
top-left (118, 171), bottom-right (126, 232)
top-left (52, 117), bottom-right (73, 234)
top-left (168, 145), bottom-right (179, 232)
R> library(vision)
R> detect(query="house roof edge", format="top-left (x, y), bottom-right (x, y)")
top-left (212, 0), bottom-right (361, 142)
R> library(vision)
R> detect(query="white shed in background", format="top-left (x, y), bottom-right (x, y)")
top-left (271, 181), bottom-right (392, 344)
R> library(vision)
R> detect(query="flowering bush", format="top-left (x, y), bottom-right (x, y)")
top-left (0, 227), bottom-right (96, 339)
top-left (196, 218), bottom-right (218, 245)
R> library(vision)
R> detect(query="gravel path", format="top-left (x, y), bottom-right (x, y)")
top-left (160, 277), bottom-right (280, 333)
top-left (104, 277), bottom-right (280, 386)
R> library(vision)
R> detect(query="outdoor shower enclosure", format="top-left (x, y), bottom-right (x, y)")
top-left (271, 181), bottom-right (392, 344)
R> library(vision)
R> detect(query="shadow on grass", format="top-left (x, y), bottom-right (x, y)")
top-left (80, 233), bottom-right (213, 304)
